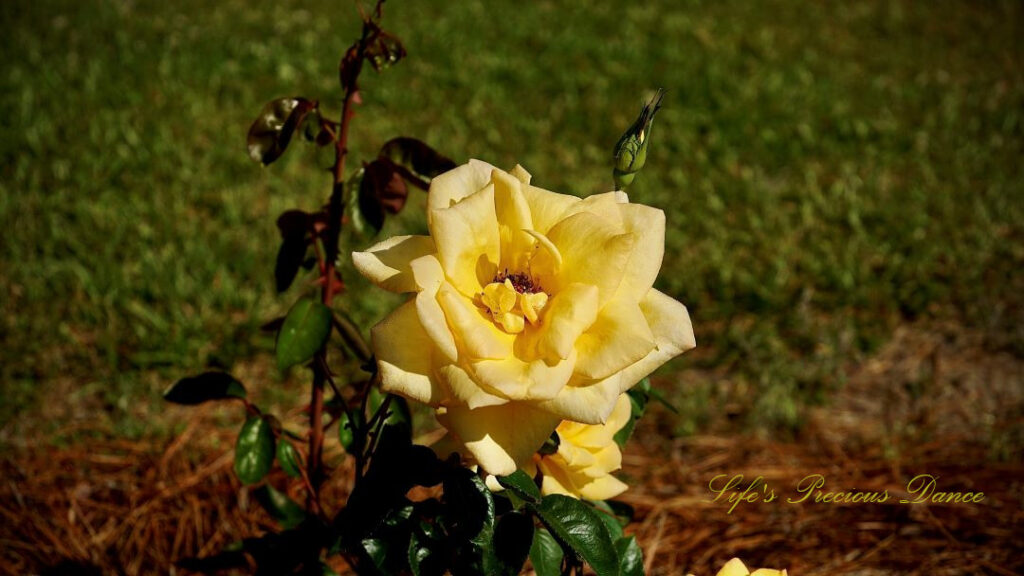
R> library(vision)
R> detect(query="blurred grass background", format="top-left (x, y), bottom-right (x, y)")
top-left (1, 0), bottom-right (1021, 443)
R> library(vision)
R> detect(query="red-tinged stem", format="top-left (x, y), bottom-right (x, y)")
top-left (306, 14), bottom-right (374, 515)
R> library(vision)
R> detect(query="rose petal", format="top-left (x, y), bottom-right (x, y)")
top-left (586, 444), bottom-right (622, 477)
top-left (471, 349), bottom-right (577, 401)
top-left (536, 372), bottom-right (622, 425)
top-left (409, 255), bottom-right (459, 362)
top-left (538, 457), bottom-right (627, 501)
top-left (372, 301), bottom-right (447, 406)
top-left (574, 473), bottom-right (628, 501)
top-left (573, 296), bottom-right (657, 380)
top-left (510, 164), bottom-right (532, 184)
top-left (437, 363), bottom-right (507, 409)
top-left (441, 403), bottom-right (562, 476)
top-left (558, 393), bottom-right (632, 448)
top-left (616, 289), bottom-right (696, 393)
top-left (526, 283), bottom-right (599, 362)
top-left (437, 282), bottom-right (512, 360)
top-left (716, 559), bottom-right (752, 576)
top-left (520, 183), bottom-right (580, 234)
top-left (538, 458), bottom-right (575, 497)
top-left (491, 168), bottom-right (536, 273)
top-left (352, 235), bottom-right (436, 293)
top-left (559, 192), bottom-right (628, 231)
top-left (430, 184), bottom-right (501, 295)
top-left (615, 202), bottom-right (666, 302)
top-left (537, 211), bottom-right (635, 306)
top-left (427, 159), bottom-right (496, 219)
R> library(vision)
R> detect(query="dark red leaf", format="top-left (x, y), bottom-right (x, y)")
top-left (379, 137), bottom-right (456, 180)
top-left (358, 159), bottom-right (409, 233)
top-left (276, 210), bottom-right (311, 240)
top-left (246, 98), bottom-right (317, 165)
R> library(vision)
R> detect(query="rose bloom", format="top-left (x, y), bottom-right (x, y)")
top-left (688, 558), bottom-right (788, 576)
top-left (353, 160), bottom-right (695, 475)
top-left (534, 393), bottom-right (632, 500)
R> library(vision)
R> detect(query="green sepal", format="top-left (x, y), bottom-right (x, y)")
top-left (612, 89), bottom-right (664, 189)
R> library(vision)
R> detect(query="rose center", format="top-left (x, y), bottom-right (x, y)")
top-left (479, 271), bottom-right (548, 334)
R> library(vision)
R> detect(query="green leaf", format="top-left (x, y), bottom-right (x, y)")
top-left (360, 538), bottom-right (389, 574)
top-left (491, 511), bottom-right (535, 576)
top-left (647, 387), bottom-right (679, 414)
top-left (614, 380), bottom-right (651, 447)
top-left (443, 469), bottom-right (494, 541)
top-left (497, 469), bottom-right (541, 503)
top-left (276, 298), bottom-right (333, 371)
top-left (247, 97), bottom-right (317, 165)
top-left (589, 501), bottom-right (625, 541)
top-left (529, 527), bottom-right (564, 576)
top-left (407, 530), bottom-right (444, 576)
top-left (533, 494), bottom-right (619, 576)
top-left (616, 536), bottom-right (644, 576)
top-left (163, 371), bottom-right (246, 405)
top-left (408, 531), bottom-right (430, 576)
top-left (234, 416), bottom-right (275, 485)
top-left (276, 440), bottom-right (302, 478)
top-left (605, 500), bottom-right (635, 526)
top-left (253, 484), bottom-right (307, 529)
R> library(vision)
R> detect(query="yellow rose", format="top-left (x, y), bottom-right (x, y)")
top-left (353, 160), bottom-right (695, 475)
top-left (687, 558), bottom-right (788, 576)
top-left (535, 393), bottom-right (632, 500)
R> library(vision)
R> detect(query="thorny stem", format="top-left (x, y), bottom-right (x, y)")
top-left (360, 393), bottom-right (392, 479)
top-left (332, 310), bottom-right (373, 363)
top-left (353, 370), bottom-right (382, 483)
top-left (307, 9), bottom-right (378, 516)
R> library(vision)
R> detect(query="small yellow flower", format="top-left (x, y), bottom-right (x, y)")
top-left (353, 160), bottom-right (695, 475)
top-left (687, 558), bottom-right (788, 576)
top-left (535, 393), bottom-right (632, 500)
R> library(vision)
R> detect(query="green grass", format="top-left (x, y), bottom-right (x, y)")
top-left (2, 0), bottom-right (1021, 437)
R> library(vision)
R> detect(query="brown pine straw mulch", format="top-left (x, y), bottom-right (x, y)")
top-left (1, 421), bottom-right (1021, 576)
top-left (1, 321), bottom-right (1021, 576)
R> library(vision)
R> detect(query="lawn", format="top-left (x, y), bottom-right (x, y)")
top-left (1, 0), bottom-right (1021, 444)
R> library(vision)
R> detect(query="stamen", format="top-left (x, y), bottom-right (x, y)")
top-left (494, 269), bottom-right (541, 294)
top-left (480, 271), bottom-right (548, 334)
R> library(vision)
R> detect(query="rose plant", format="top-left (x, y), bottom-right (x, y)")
top-left (162, 3), bottom-right (723, 575)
